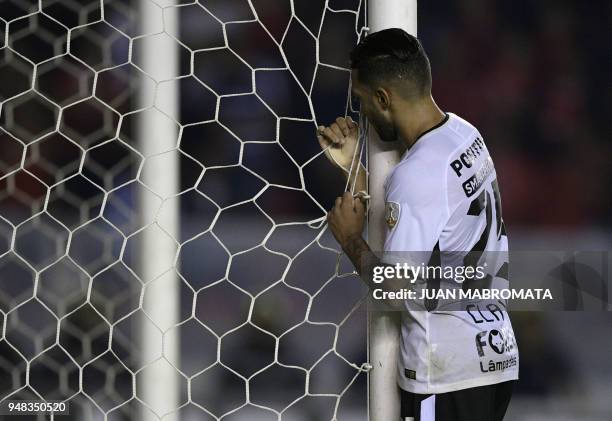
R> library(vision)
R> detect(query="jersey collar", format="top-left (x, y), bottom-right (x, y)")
top-left (401, 112), bottom-right (450, 160)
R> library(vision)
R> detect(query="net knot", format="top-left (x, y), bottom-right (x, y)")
top-left (360, 362), bottom-right (373, 372)
top-left (353, 191), bottom-right (370, 201)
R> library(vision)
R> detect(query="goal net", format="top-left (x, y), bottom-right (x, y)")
top-left (0, 0), bottom-right (371, 419)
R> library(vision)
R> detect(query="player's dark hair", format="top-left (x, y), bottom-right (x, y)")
top-left (350, 28), bottom-right (432, 98)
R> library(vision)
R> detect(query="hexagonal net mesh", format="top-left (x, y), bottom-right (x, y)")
top-left (0, 0), bottom-right (370, 420)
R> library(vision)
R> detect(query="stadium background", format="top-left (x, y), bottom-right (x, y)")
top-left (0, 0), bottom-right (610, 420)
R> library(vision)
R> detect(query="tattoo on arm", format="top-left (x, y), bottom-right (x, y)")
top-left (343, 234), bottom-right (372, 277)
top-left (341, 235), bottom-right (413, 309)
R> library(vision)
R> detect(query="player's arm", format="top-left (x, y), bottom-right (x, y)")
top-left (327, 192), bottom-right (370, 276)
top-left (317, 117), bottom-right (367, 194)
top-left (328, 192), bottom-right (408, 307)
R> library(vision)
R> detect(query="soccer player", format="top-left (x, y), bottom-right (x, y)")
top-left (317, 29), bottom-right (519, 421)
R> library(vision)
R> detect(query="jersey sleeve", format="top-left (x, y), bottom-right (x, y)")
top-left (382, 155), bottom-right (450, 264)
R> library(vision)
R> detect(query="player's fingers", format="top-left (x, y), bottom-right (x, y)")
top-left (346, 116), bottom-right (358, 129)
top-left (346, 116), bottom-right (359, 137)
top-left (330, 123), bottom-right (345, 143)
top-left (335, 117), bottom-right (350, 136)
top-left (354, 197), bottom-right (365, 213)
top-left (320, 126), bottom-right (341, 144)
top-left (317, 134), bottom-right (331, 150)
top-left (341, 191), bottom-right (354, 209)
top-left (317, 125), bottom-right (330, 139)
top-left (334, 196), bottom-right (343, 208)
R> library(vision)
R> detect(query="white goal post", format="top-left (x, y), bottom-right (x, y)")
top-left (367, 1), bottom-right (418, 420)
top-left (137, 1), bottom-right (180, 420)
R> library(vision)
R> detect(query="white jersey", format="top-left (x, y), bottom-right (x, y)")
top-left (383, 112), bottom-right (519, 394)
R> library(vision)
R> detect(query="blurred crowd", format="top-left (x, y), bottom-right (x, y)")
top-left (420, 0), bottom-right (611, 228)
top-left (0, 0), bottom-right (610, 419)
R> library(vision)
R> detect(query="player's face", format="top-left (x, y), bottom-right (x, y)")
top-left (367, 108), bottom-right (398, 143)
top-left (351, 71), bottom-right (398, 143)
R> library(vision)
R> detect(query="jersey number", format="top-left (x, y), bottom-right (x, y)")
top-left (463, 179), bottom-right (507, 291)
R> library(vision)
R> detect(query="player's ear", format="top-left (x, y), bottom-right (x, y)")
top-left (374, 88), bottom-right (391, 111)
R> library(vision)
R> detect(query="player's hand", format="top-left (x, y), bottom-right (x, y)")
top-left (327, 191), bottom-right (366, 248)
top-left (317, 116), bottom-right (359, 172)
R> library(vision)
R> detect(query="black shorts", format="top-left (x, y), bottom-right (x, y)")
top-left (400, 380), bottom-right (515, 421)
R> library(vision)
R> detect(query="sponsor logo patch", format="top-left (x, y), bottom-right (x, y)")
top-left (475, 328), bottom-right (517, 357)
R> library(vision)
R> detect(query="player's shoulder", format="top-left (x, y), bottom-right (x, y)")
top-left (390, 113), bottom-right (481, 182)
top-left (445, 112), bottom-right (481, 141)
top-left (412, 112), bottom-right (482, 159)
